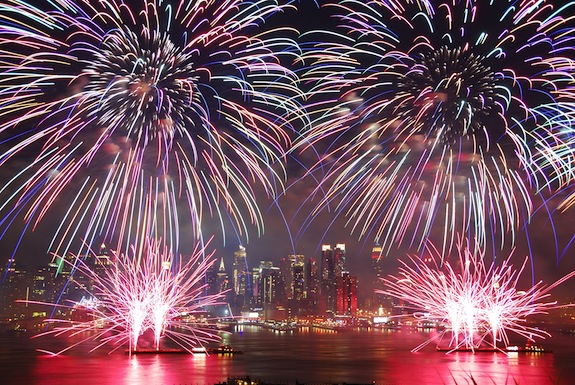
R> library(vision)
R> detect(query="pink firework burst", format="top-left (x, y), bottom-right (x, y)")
top-left (28, 237), bottom-right (226, 355)
top-left (380, 241), bottom-right (575, 353)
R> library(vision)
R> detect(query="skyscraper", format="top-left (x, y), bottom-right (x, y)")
top-left (320, 244), bottom-right (346, 315)
top-left (336, 272), bottom-right (358, 316)
top-left (368, 244), bottom-right (384, 311)
top-left (233, 245), bottom-right (249, 309)
top-left (292, 254), bottom-right (306, 301)
top-left (320, 244), bottom-right (335, 314)
top-left (252, 260), bottom-right (273, 308)
top-left (280, 253), bottom-right (306, 301)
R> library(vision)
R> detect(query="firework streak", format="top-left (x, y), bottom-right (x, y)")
top-left (296, 0), bottom-right (575, 255)
top-left (0, 0), bottom-right (306, 257)
top-left (380, 240), bottom-right (575, 352)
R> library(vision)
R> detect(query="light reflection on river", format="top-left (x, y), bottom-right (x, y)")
top-left (2, 325), bottom-right (575, 384)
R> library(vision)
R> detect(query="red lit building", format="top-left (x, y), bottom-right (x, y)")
top-left (336, 272), bottom-right (357, 316)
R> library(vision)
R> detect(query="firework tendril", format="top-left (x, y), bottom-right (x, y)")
top-left (0, 0), bottom-right (306, 256)
top-left (297, 0), bottom-right (575, 255)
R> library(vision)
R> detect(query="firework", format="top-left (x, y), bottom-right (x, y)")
top-left (380, 241), bottom-right (575, 352)
top-left (28, 237), bottom-right (225, 355)
top-left (0, 0), bottom-right (305, 257)
top-left (296, 0), bottom-right (575, 255)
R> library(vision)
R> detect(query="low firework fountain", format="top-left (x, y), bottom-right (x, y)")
top-left (380, 241), bottom-right (575, 353)
top-left (26, 237), bottom-right (226, 355)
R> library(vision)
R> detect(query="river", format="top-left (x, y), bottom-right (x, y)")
top-left (2, 325), bottom-right (575, 384)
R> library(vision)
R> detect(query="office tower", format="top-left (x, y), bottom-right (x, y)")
top-left (0, 259), bottom-right (30, 319)
top-left (368, 244), bottom-right (384, 311)
top-left (216, 257), bottom-right (230, 292)
top-left (233, 245), bottom-right (249, 308)
top-left (206, 262), bottom-right (218, 296)
top-left (252, 260), bottom-right (273, 308)
top-left (336, 272), bottom-right (358, 316)
top-left (321, 244), bottom-right (346, 314)
top-left (280, 253), bottom-right (306, 301)
top-left (306, 257), bottom-right (320, 300)
top-left (206, 257), bottom-right (230, 296)
top-left (292, 254), bottom-right (306, 301)
top-left (334, 243), bottom-right (346, 277)
top-left (259, 266), bottom-right (286, 306)
top-left (320, 244), bottom-right (335, 313)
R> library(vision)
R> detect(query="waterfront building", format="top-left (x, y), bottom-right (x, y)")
top-left (336, 272), bottom-right (358, 316)
top-left (0, 259), bottom-right (30, 320)
top-left (252, 260), bottom-right (273, 308)
top-left (233, 246), bottom-right (250, 309)
top-left (280, 252), bottom-right (306, 301)
top-left (320, 245), bottom-right (335, 314)
top-left (320, 244), bottom-right (346, 315)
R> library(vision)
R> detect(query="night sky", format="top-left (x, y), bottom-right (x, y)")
top-left (1, 0), bottom-right (575, 302)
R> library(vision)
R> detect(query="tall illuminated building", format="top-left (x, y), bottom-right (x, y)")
top-left (94, 243), bottom-right (112, 278)
top-left (205, 257), bottom-right (233, 317)
top-left (261, 266), bottom-right (284, 305)
top-left (206, 257), bottom-right (228, 297)
top-left (280, 253), bottom-right (306, 301)
top-left (320, 245), bottom-right (335, 314)
top-left (292, 254), bottom-right (306, 301)
top-left (321, 244), bottom-right (346, 315)
top-left (306, 257), bottom-right (320, 300)
top-left (370, 244), bottom-right (394, 314)
top-left (368, 244), bottom-right (384, 311)
top-left (334, 243), bottom-right (346, 277)
top-left (336, 272), bottom-right (358, 316)
top-left (0, 259), bottom-right (29, 319)
top-left (252, 260), bottom-right (273, 308)
top-left (217, 257), bottom-right (230, 293)
top-left (233, 245), bottom-right (249, 309)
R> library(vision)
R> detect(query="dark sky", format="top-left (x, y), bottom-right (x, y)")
top-left (1, 0), bottom-right (575, 301)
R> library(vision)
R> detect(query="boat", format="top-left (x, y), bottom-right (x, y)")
top-left (207, 345), bottom-right (243, 354)
top-left (505, 344), bottom-right (551, 353)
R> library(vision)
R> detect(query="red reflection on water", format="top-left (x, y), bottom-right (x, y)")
top-left (444, 352), bottom-right (556, 384)
top-left (383, 350), bottom-right (558, 385)
top-left (13, 328), bottom-right (575, 385)
top-left (31, 352), bottom-right (238, 385)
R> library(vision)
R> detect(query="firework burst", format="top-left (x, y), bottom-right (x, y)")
top-left (0, 0), bottom-right (305, 257)
top-left (380, 240), bottom-right (575, 352)
top-left (28, 237), bottom-right (225, 355)
top-left (297, 0), bottom-right (575, 255)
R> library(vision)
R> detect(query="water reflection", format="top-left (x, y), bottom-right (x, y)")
top-left (2, 327), bottom-right (575, 385)
top-left (442, 351), bottom-right (556, 384)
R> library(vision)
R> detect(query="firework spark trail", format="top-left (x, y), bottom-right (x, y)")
top-left (296, 0), bottom-right (575, 256)
top-left (26, 237), bottom-right (225, 355)
top-left (380, 240), bottom-right (575, 352)
top-left (0, 0), bottom-right (306, 258)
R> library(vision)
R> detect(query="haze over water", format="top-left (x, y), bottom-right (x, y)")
top-left (2, 325), bottom-right (575, 385)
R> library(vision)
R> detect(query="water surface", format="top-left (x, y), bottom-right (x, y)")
top-left (2, 325), bottom-right (574, 384)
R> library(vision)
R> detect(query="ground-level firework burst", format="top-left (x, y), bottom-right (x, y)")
top-left (0, 0), bottom-right (306, 259)
top-left (379, 241), bottom-right (575, 353)
top-left (26, 237), bottom-right (225, 355)
top-left (296, 0), bottom-right (575, 255)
